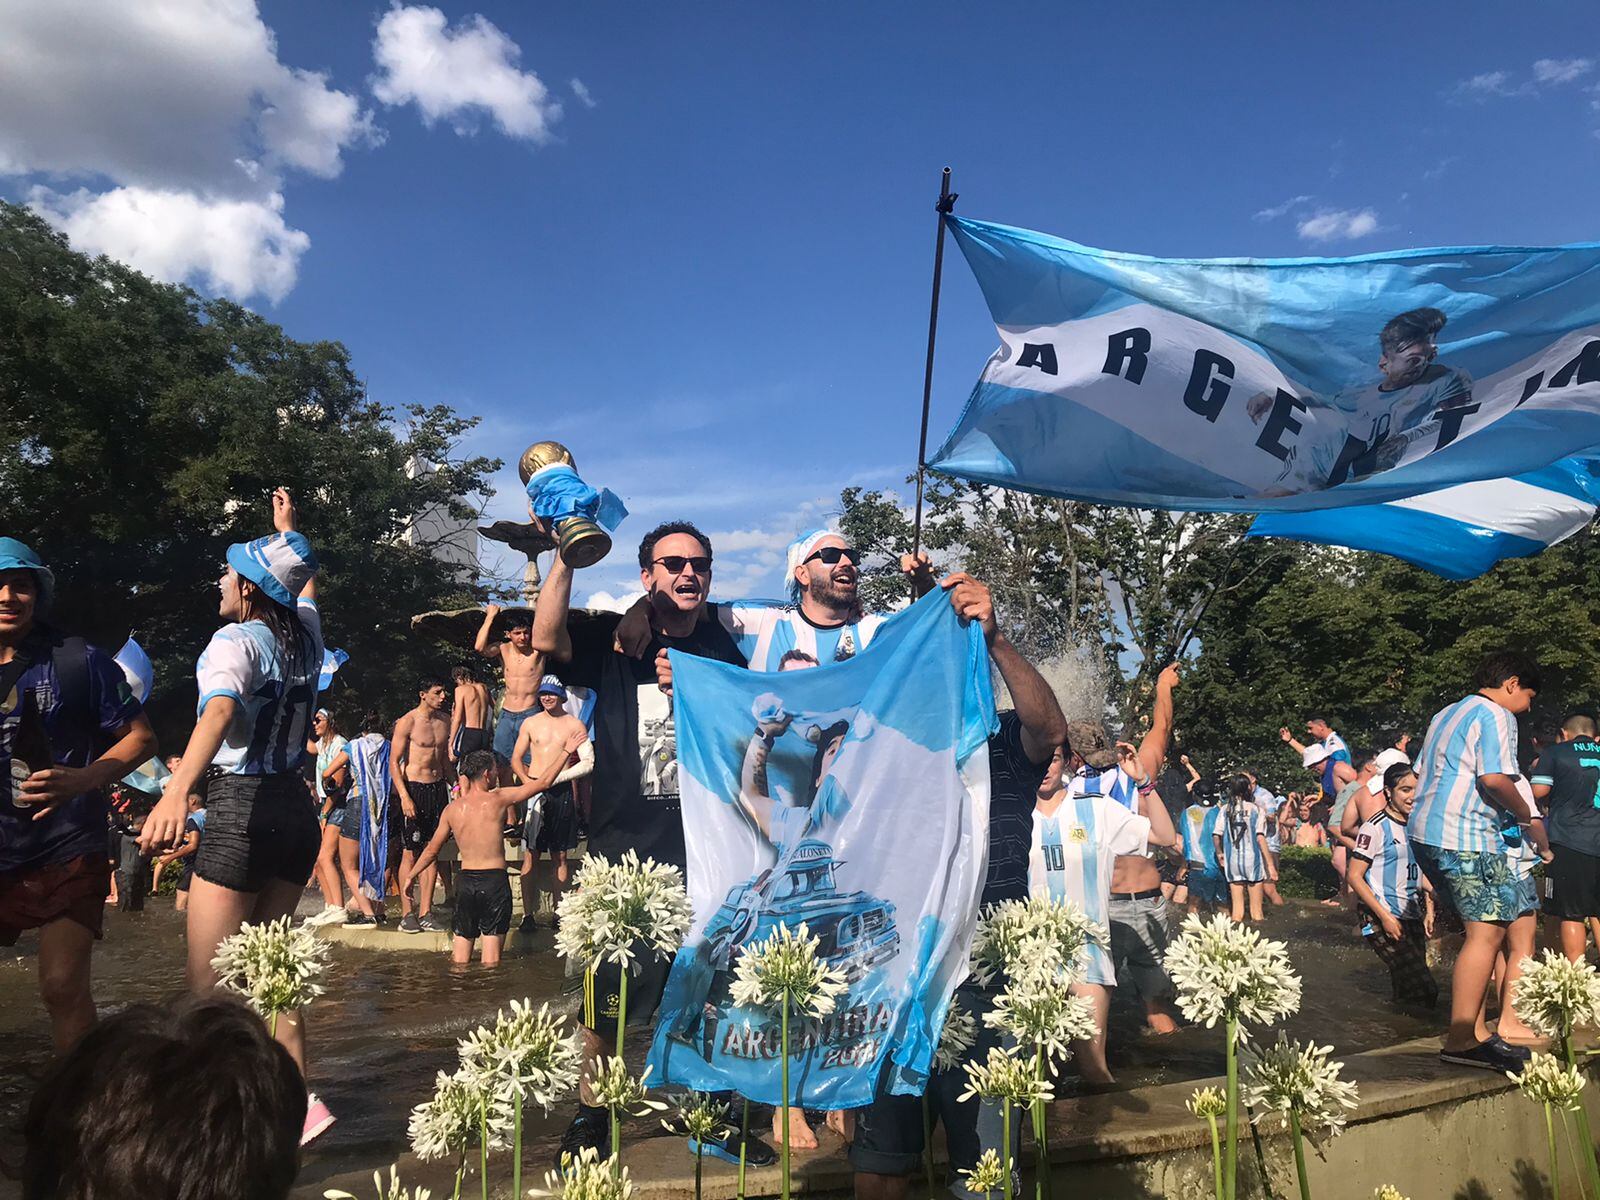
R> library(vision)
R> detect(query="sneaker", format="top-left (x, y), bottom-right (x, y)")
top-left (1440, 1038), bottom-right (1530, 1073)
top-left (398, 914), bottom-right (422, 935)
top-left (304, 905), bottom-right (347, 928)
top-left (344, 912), bottom-right (376, 927)
top-left (691, 1130), bottom-right (776, 1167)
top-left (518, 914), bottom-right (539, 935)
top-left (1487, 1033), bottom-right (1533, 1062)
top-left (301, 1093), bottom-right (337, 1146)
top-left (418, 914), bottom-right (443, 933)
top-left (554, 1108), bottom-right (608, 1168)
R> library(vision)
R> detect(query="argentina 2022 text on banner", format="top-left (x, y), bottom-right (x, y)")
top-left (928, 216), bottom-right (1600, 513)
top-left (647, 590), bottom-right (997, 1108)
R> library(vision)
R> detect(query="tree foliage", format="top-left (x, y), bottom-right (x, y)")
top-left (0, 202), bottom-right (500, 746)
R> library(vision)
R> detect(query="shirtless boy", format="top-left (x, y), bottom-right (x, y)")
top-left (392, 677), bottom-right (452, 934)
top-left (402, 742), bottom-right (581, 965)
top-left (450, 664), bottom-right (493, 762)
top-left (475, 605), bottom-right (545, 779)
top-left (511, 678), bottom-right (594, 931)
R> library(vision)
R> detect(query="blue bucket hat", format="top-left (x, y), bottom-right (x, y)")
top-left (226, 531), bottom-right (317, 607)
top-left (538, 675), bottom-right (567, 700)
top-left (0, 538), bottom-right (55, 615)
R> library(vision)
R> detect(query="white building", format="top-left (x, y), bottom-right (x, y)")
top-left (404, 457), bottom-right (481, 580)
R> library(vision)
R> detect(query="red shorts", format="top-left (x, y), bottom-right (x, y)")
top-left (0, 854), bottom-right (112, 946)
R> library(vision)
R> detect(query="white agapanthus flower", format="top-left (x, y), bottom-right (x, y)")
top-left (324, 1165), bottom-right (431, 1200)
top-left (211, 915), bottom-right (330, 1016)
top-left (934, 1003), bottom-right (979, 1073)
top-left (1512, 950), bottom-right (1600, 1040)
top-left (456, 999), bottom-right (580, 1112)
top-left (554, 852), bottom-right (693, 974)
top-left (1241, 1035), bottom-right (1360, 1137)
top-left (663, 1091), bottom-right (731, 1142)
top-left (983, 963), bottom-right (1099, 1069)
top-left (970, 896), bottom-right (1104, 986)
top-left (407, 1069), bottom-right (513, 1161)
top-left (1164, 914), bottom-right (1301, 1034)
top-left (729, 922), bottom-right (848, 1020)
top-left (589, 1057), bottom-right (669, 1118)
top-left (957, 1046), bottom-right (1055, 1109)
top-left (1373, 1188), bottom-right (1408, 1200)
top-left (960, 1148), bottom-right (1007, 1196)
top-left (1513, 1052), bottom-right (1587, 1111)
top-left (530, 1147), bottom-right (634, 1199)
top-left (1186, 1086), bottom-right (1227, 1120)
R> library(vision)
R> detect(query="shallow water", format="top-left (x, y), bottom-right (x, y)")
top-left (0, 894), bottom-right (1452, 1191)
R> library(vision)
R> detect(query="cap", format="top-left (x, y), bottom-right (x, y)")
top-left (0, 537), bottom-right (54, 615)
top-left (1301, 744), bottom-right (1331, 768)
top-left (538, 675), bottom-right (567, 699)
top-left (226, 531), bottom-right (316, 607)
top-left (1368, 746), bottom-right (1412, 793)
top-left (1066, 719), bottom-right (1117, 770)
top-left (785, 529), bottom-right (842, 602)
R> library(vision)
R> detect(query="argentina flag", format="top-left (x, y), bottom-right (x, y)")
top-left (318, 647), bottom-right (349, 693)
top-left (114, 637), bottom-right (154, 705)
top-left (929, 217), bottom-right (1600, 513)
top-left (648, 591), bottom-right (996, 1107)
top-left (1249, 456), bottom-right (1600, 578)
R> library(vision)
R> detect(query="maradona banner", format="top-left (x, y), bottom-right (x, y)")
top-left (929, 217), bottom-right (1600, 513)
top-left (647, 591), bottom-right (996, 1107)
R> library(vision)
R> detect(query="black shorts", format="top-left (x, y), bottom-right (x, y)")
top-left (453, 868), bottom-right (513, 939)
top-left (454, 727), bottom-right (491, 757)
top-left (586, 952), bottom-right (671, 1034)
top-left (529, 783), bottom-right (579, 854)
top-left (403, 780), bottom-right (451, 852)
top-left (194, 773), bottom-right (320, 894)
top-left (1549, 844), bottom-right (1600, 921)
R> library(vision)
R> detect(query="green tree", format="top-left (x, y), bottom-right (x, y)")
top-left (0, 202), bottom-right (500, 747)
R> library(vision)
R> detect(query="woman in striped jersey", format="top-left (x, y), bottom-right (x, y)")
top-left (1347, 763), bottom-right (1438, 1008)
top-left (1213, 776), bottom-right (1275, 923)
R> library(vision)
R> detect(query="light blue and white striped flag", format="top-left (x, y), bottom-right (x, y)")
top-left (114, 637), bottom-right (153, 704)
top-left (930, 217), bottom-right (1600, 513)
top-left (318, 647), bottom-right (349, 693)
top-left (1248, 457), bottom-right (1600, 578)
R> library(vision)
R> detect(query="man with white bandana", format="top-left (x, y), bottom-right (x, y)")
top-left (717, 530), bottom-right (888, 670)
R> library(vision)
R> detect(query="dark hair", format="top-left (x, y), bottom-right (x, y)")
top-left (1471, 649), bottom-right (1543, 695)
top-left (452, 664), bottom-right (475, 683)
top-left (1380, 307), bottom-right (1446, 354)
top-left (810, 720), bottom-right (851, 789)
top-left (360, 710), bottom-right (383, 734)
top-left (1227, 774), bottom-right (1255, 806)
top-left (460, 749), bottom-right (497, 781)
top-left (418, 675), bottom-right (446, 695)
top-left (316, 710), bottom-right (339, 736)
top-left (502, 609), bottom-right (532, 632)
top-left (1304, 715), bottom-right (1330, 727)
top-left (778, 650), bottom-right (819, 668)
top-left (246, 589), bottom-right (317, 702)
top-left (1563, 712), bottom-right (1600, 737)
top-left (1382, 762), bottom-right (1417, 795)
top-left (637, 521), bottom-right (713, 569)
top-left (24, 996), bottom-right (304, 1200)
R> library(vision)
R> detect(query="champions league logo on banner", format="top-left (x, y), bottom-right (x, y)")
top-left (929, 217), bottom-right (1600, 514)
top-left (648, 592), bottom-right (997, 1108)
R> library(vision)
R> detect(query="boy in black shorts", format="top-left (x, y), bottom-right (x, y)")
top-left (1531, 712), bottom-right (1600, 961)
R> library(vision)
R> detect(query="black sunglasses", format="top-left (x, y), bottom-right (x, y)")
top-left (652, 555), bottom-right (712, 575)
top-left (804, 546), bottom-right (860, 566)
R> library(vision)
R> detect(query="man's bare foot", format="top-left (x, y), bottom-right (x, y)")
top-left (825, 1109), bottom-right (855, 1143)
top-left (1318, 898), bottom-right (1340, 907)
top-left (1495, 1019), bottom-right (1549, 1046)
top-left (773, 1107), bottom-right (818, 1150)
top-left (1146, 1012), bottom-right (1180, 1035)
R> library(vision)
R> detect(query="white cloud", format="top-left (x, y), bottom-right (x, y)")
top-left (1452, 70), bottom-right (1522, 100)
top-left (0, 0), bottom-right (375, 302)
top-left (372, 5), bottom-right (562, 141)
top-left (571, 78), bottom-right (597, 109)
top-left (580, 589), bottom-right (642, 613)
top-left (1534, 57), bottom-right (1593, 85)
top-left (1296, 208), bottom-right (1380, 243)
top-left (1253, 194), bottom-right (1313, 222)
top-left (29, 186), bottom-right (309, 303)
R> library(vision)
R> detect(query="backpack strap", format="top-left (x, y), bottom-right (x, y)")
top-left (49, 635), bottom-right (104, 753)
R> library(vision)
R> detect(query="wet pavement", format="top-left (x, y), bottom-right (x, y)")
top-left (0, 892), bottom-right (1457, 1195)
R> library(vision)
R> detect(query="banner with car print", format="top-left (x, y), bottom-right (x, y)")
top-left (929, 216), bottom-right (1600, 513)
top-left (648, 591), bottom-right (997, 1107)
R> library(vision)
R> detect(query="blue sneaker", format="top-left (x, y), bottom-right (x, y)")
top-left (689, 1130), bottom-right (776, 1167)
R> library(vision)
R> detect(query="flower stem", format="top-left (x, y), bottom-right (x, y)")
top-left (737, 1097), bottom-right (750, 1200)
top-left (1289, 1110), bottom-right (1311, 1200)
top-left (1033, 1048), bottom-right (1052, 1200)
top-left (1002, 1102), bottom-right (1013, 1200)
top-left (1225, 1016), bottom-right (1239, 1200)
top-left (781, 994), bottom-right (792, 1200)
top-left (585, 966), bottom-right (595, 1030)
top-left (924, 1091), bottom-right (936, 1198)
top-left (611, 969), bottom-right (630, 1173)
top-left (479, 1112), bottom-right (489, 1200)
top-left (1206, 1114), bottom-right (1223, 1200)
top-left (1547, 1103), bottom-right (1562, 1200)
top-left (269, 1010), bottom-right (279, 1039)
top-left (1568, 1035), bottom-right (1600, 1200)
top-left (513, 1092), bottom-right (523, 1200)
top-left (695, 1143), bottom-right (704, 1200)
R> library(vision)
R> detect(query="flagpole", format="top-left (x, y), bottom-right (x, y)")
top-left (911, 167), bottom-right (957, 574)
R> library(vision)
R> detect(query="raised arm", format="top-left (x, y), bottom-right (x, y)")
top-left (1136, 664), bottom-right (1179, 780)
top-left (1280, 726), bottom-right (1309, 756)
top-left (531, 554), bottom-right (575, 661)
top-left (474, 605), bottom-right (503, 662)
top-left (553, 733), bottom-right (593, 784)
top-left (1182, 754), bottom-right (1201, 790)
top-left (272, 487), bottom-right (316, 604)
top-left (736, 713), bottom-right (789, 836)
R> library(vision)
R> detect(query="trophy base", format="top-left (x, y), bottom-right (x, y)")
top-left (558, 518), bottom-right (611, 568)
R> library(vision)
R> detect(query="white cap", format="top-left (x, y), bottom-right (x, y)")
top-left (1368, 747), bottom-right (1412, 793)
top-left (1301, 744), bottom-right (1331, 768)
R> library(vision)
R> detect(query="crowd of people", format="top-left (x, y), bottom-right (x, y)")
top-left (4, 490), bottom-right (1600, 1199)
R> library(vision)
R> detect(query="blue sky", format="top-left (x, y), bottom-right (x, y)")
top-left (5, 1), bottom-right (1600, 606)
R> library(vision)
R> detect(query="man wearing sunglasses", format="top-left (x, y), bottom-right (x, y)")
top-left (719, 529), bottom-right (887, 671)
top-left (530, 519), bottom-right (774, 1170)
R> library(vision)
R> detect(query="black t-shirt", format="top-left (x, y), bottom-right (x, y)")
top-left (1533, 739), bottom-right (1600, 856)
top-left (981, 710), bottom-right (1051, 908)
top-left (553, 605), bottom-right (746, 870)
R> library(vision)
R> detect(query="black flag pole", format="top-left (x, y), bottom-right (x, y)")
top-left (911, 167), bottom-right (957, 575)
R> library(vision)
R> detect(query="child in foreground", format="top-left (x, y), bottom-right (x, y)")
top-left (401, 740), bottom-right (582, 965)
top-left (1347, 762), bottom-right (1439, 1008)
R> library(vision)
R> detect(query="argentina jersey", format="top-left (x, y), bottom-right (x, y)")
top-left (1219, 804), bottom-right (1267, 882)
top-left (1410, 694), bottom-right (1518, 853)
top-left (1066, 765), bottom-right (1140, 815)
top-left (1028, 794), bottom-right (1147, 986)
top-left (718, 603), bottom-right (889, 672)
top-left (1352, 811), bottom-right (1422, 922)
top-left (196, 599), bottom-right (324, 776)
top-left (1181, 804), bottom-right (1222, 870)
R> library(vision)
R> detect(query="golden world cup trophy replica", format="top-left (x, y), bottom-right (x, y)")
top-left (518, 440), bottom-right (626, 569)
